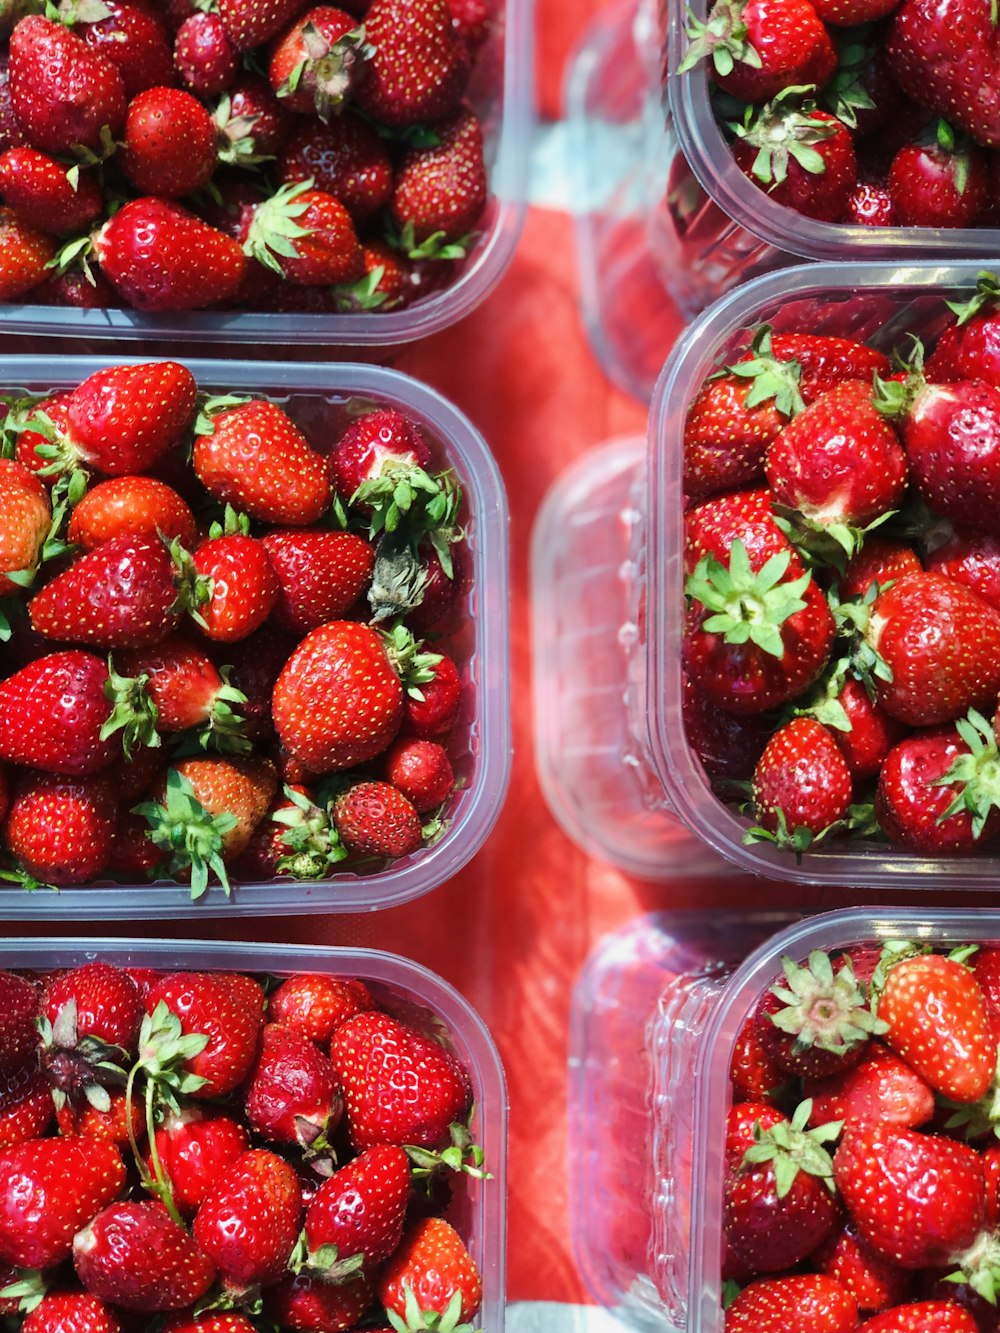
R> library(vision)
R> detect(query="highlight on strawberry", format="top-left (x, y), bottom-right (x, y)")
top-left (0, 360), bottom-right (475, 897)
top-left (680, 274), bottom-right (1000, 859)
top-left (0, 959), bottom-right (491, 1330)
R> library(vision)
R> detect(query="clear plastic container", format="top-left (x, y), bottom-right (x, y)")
top-left (646, 259), bottom-right (1000, 887)
top-left (530, 436), bottom-right (727, 879)
top-left (0, 0), bottom-right (532, 349)
top-left (0, 935), bottom-right (507, 1331)
top-left (0, 355), bottom-right (511, 918)
top-left (569, 906), bottom-right (999, 1333)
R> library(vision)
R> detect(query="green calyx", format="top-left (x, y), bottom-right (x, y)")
top-left (677, 0), bottom-right (763, 78)
top-left (170, 669), bottom-right (252, 759)
top-left (944, 1226), bottom-right (1000, 1306)
top-left (37, 997), bottom-right (129, 1112)
top-left (272, 785), bottom-right (348, 879)
top-left (213, 94), bottom-right (273, 167)
top-left (194, 394), bottom-right (251, 437)
top-left (766, 950), bottom-right (888, 1055)
top-left (740, 1098), bottom-right (843, 1199)
top-left (947, 270), bottom-right (1000, 327)
top-left (353, 463), bottom-right (460, 546)
top-left (405, 1110), bottom-right (491, 1181)
top-left (730, 86), bottom-right (836, 187)
top-left (773, 503), bottom-right (897, 571)
top-left (822, 40), bottom-right (876, 130)
top-left (826, 583), bottom-right (893, 696)
top-left (287, 1230), bottom-right (366, 1284)
top-left (333, 265), bottom-right (390, 311)
top-left (101, 657), bottom-right (161, 759)
top-left (133, 768), bottom-right (237, 900)
top-left (387, 1286), bottom-right (483, 1333)
top-left (243, 177), bottom-right (316, 276)
top-left (872, 338), bottom-right (927, 420)
top-left (389, 220), bottom-right (470, 262)
top-left (379, 621), bottom-right (443, 697)
top-left (685, 539), bottom-right (810, 660)
top-left (276, 21), bottom-right (374, 122)
top-left (943, 1049), bottom-right (1000, 1142)
top-left (723, 324), bottom-right (805, 419)
top-left (934, 708), bottom-right (1000, 839)
top-left (743, 806), bottom-right (844, 856)
top-left (0, 1268), bottom-right (46, 1314)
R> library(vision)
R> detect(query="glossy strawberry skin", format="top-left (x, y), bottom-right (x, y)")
top-left (82, 0), bottom-right (175, 99)
top-left (0, 147), bottom-right (103, 234)
top-left (706, 0), bottom-right (837, 104)
top-left (264, 1271), bottom-right (373, 1331)
top-left (5, 771), bottom-right (117, 885)
top-left (683, 374), bottom-right (785, 503)
top-left (876, 726), bottom-right (1000, 854)
top-left (144, 972), bottom-right (263, 1099)
top-left (0, 457), bottom-right (50, 595)
top-left (175, 11), bottom-right (240, 96)
top-left (857, 1302), bottom-right (980, 1331)
top-left (21, 1289), bottom-right (125, 1333)
top-left (734, 108), bottom-right (857, 222)
top-left (121, 86), bottom-right (218, 198)
top-left (831, 680), bottom-right (907, 784)
top-left (0, 971), bottom-right (41, 1075)
top-left (305, 1144), bottom-right (410, 1265)
top-left (73, 1200), bottom-right (217, 1312)
top-left (764, 335), bottom-right (891, 401)
top-left (268, 975), bottom-right (374, 1045)
top-left (192, 533), bottom-right (280, 643)
top-left (333, 780), bottom-right (423, 858)
top-left (804, 1044), bottom-right (935, 1134)
top-left (390, 108), bottom-right (488, 245)
top-left (903, 380), bottom-right (1000, 531)
top-left (278, 115), bottom-right (393, 224)
top-left (260, 529), bottom-right (374, 633)
top-left (192, 1148), bottom-right (302, 1288)
top-left (889, 142), bottom-right (989, 228)
top-left (378, 1218), bottom-right (482, 1324)
top-left (65, 360), bottom-right (198, 477)
top-left (400, 652), bottom-right (462, 740)
top-left (243, 1022), bottom-right (343, 1147)
top-left (725, 1274), bottom-right (860, 1332)
top-left (218, 0), bottom-right (307, 49)
top-left (358, 0), bottom-right (469, 125)
top-left (384, 738), bottom-right (454, 813)
top-left (265, 188), bottom-right (365, 286)
top-left (0, 205), bottom-right (56, 299)
top-left (150, 1109), bottom-right (250, 1216)
top-left (812, 1222), bottom-right (912, 1314)
top-left (751, 718), bottom-right (853, 839)
top-left (0, 1065), bottom-right (54, 1150)
top-left (925, 527), bottom-right (1000, 611)
top-left (43, 960), bottom-right (143, 1050)
top-left (0, 651), bottom-right (117, 776)
top-left (67, 476), bottom-right (198, 552)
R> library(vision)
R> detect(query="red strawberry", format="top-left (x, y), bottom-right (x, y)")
top-left (732, 99), bottom-right (857, 222)
top-left (0, 458), bottom-right (50, 599)
top-left (840, 537), bottom-right (922, 601)
top-left (927, 274), bottom-right (1000, 388)
top-left (333, 780), bottom-right (423, 858)
top-left (244, 181), bottom-right (364, 286)
top-left (889, 130), bottom-right (988, 227)
top-left (273, 621), bottom-right (404, 773)
top-left (161, 1314), bottom-right (258, 1333)
top-left (804, 1043), bottom-right (935, 1132)
top-left (144, 971), bottom-right (264, 1099)
top-left (278, 115), bottom-right (393, 224)
top-left (269, 975), bottom-right (374, 1045)
top-left (43, 959), bottom-right (142, 1058)
top-left (81, 0), bottom-right (175, 99)
top-left (684, 486), bottom-right (792, 573)
top-left (761, 333), bottom-right (890, 402)
top-left (749, 718), bottom-right (853, 849)
top-left (94, 198), bottom-right (246, 311)
top-left (857, 1302), bottom-right (980, 1331)
top-left (0, 205), bottom-right (56, 298)
top-left (214, 74), bottom-right (295, 161)
top-left (328, 1010), bottom-right (470, 1152)
top-left (384, 738), bottom-right (454, 813)
top-left (826, 679), bottom-right (907, 783)
top-left (0, 971), bottom-right (40, 1074)
top-left (0, 1064), bottom-right (54, 1149)
top-left (174, 12), bottom-right (239, 97)
top-left (378, 1218), bottom-right (481, 1325)
top-left (30, 535), bottom-right (188, 649)
top-left (400, 651), bottom-right (461, 739)
top-left (193, 399), bottom-right (331, 525)
top-left (63, 360), bottom-right (198, 478)
top-left (724, 1274), bottom-right (859, 1332)
top-left (866, 574), bottom-right (1000, 725)
top-left (876, 723), bottom-right (1000, 854)
top-left (390, 108), bottom-right (488, 247)
top-left (305, 1145), bottom-right (409, 1267)
top-left (812, 0), bottom-right (900, 19)
top-left (813, 1222), bottom-right (912, 1313)
top-left (73, 1201), bottom-right (216, 1312)
top-left (268, 5), bottom-right (370, 118)
top-left (8, 16), bottom-right (126, 157)
top-left (725, 1101), bottom-right (786, 1169)
top-left (68, 476), bottom-right (197, 552)
top-left (121, 87), bottom-right (217, 198)
top-left (218, 0), bottom-right (309, 49)
top-left (191, 533), bottom-right (280, 643)
top-left (680, 0), bottom-right (836, 102)
top-left (0, 148), bottom-right (102, 234)
top-left (21, 1289), bottom-right (124, 1333)
top-left (925, 526), bottom-right (1000, 611)
top-left (149, 1109), bottom-right (250, 1216)
top-left (5, 771), bottom-right (117, 885)
top-left (848, 181), bottom-right (896, 226)
top-left (244, 1023), bottom-right (343, 1148)
top-left (115, 636), bottom-right (247, 746)
top-left (260, 529), bottom-right (374, 633)
top-left (192, 1148), bottom-right (301, 1289)
top-left (0, 1136), bottom-right (126, 1267)
top-left (55, 1087), bottom-right (144, 1147)
top-left (833, 1125), bottom-right (985, 1267)
top-left (358, 0), bottom-right (469, 125)
top-left (729, 1017), bottom-right (786, 1104)
top-left (264, 1272), bottom-right (373, 1331)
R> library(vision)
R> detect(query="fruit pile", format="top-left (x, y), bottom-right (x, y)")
top-left (721, 941), bottom-right (1000, 1332)
top-left (680, 0), bottom-right (1000, 229)
top-left (681, 271), bottom-right (1000, 858)
top-left (0, 359), bottom-right (474, 895)
top-left (0, 0), bottom-right (496, 313)
top-left (0, 959), bottom-right (491, 1331)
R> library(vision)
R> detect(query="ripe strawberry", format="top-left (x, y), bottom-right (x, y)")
top-left (193, 399), bottom-right (331, 525)
top-left (804, 1043), bottom-right (935, 1132)
top-left (812, 0), bottom-right (900, 18)
top-left (866, 573), bottom-right (1000, 725)
top-left (63, 360), bottom-right (198, 478)
top-left (680, 0), bottom-right (836, 103)
top-left (0, 205), bottom-right (56, 299)
top-left (144, 971), bottom-right (263, 1099)
top-left (724, 1274), bottom-right (860, 1332)
top-left (55, 1086), bottom-right (144, 1146)
top-left (30, 535), bottom-right (188, 649)
top-left (400, 651), bottom-right (461, 739)
top-left (684, 486), bottom-right (792, 573)
top-left (0, 457), bottom-right (50, 597)
top-left (840, 537), bottom-right (922, 602)
top-left (161, 1313), bottom-right (258, 1333)
top-left (269, 976), bottom-right (374, 1046)
top-left (876, 722), bottom-right (1000, 854)
top-left (73, 1201), bottom-right (216, 1312)
top-left (813, 1221), bottom-right (912, 1313)
top-left (81, 0), bottom-right (175, 99)
top-left (149, 1109), bottom-right (250, 1216)
top-left (68, 476), bottom-right (197, 552)
top-left (264, 1271), bottom-right (373, 1331)
top-left (244, 1022), bottom-right (343, 1148)
top-left (5, 771), bottom-right (117, 886)
top-left (384, 738), bottom-right (454, 813)
top-left (0, 970), bottom-right (40, 1074)
top-left (857, 1302), bottom-right (980, 1331)
top-left (191, 532), bottom-right (280, 643)
top-left (833, 1125), bottom-right (985, 1267)
top-left (725, 1101), bottom-right (786, 1169)
top-left (278, 115), bottom-right (393, 224)
top-left (21, 1289), bottom-right (125, 1333)
top-left (760, 333), bottom-right (891, 402)
top-left (305, 1145), bottom-right (409, 1271)
top-left (0, 1064), bottom-right (54, 1149)
top-left (390, 108), bottom-right (488, 247)
top-left (174, 12), bottom-right (239, 97)
top-left (0, 1136), bottom-right (126, 1267)
top-left (329, 1010), bottom-right (471, 1152)
top-left (120, 87), bottom-right (217, 198)
top-left (116, 636), bottom-right (248, 746)
top-left (925, 526), bottom-right (1000, 610)
top-left (273, 621), bottom-right (404, 773)
top-left (42, 960), bottom-right (142, 1053)
top-left (8, 16), bottom-right (126, 157)
top-left (334, 780), bottom-right (423, 858)
top-left (244, 181), bottom-right (364, 286)
top-left (927, 274), bottom-right (1000, 388)
top-left (379, 1218), bottom-right (481, 1325)
top-left (218, 0), bottom-right (308, 49)
top-left (748, 718), bottom-right (853, 849)
top-left (358, 0), bottom-right (469, 125)
top-left (268, 6), bottom-right (370, 118)
top-left (896, 133), bottom-right (989, 227)
top-left (193, 1148), bottom-right (302, 1289)
top-left (732, 99), bottom-right (857, 222)
top-left (848, 181), bottom-right (896, 226)
top-left (94, 198), bottom-right (246, 311)
top-left (214, 74), bottom-right (295, 162)
top-left (822, 679), bottom-right (907, 783)
top-left (729, 1017), bottom-right (786, 1104)
top-left (0, 148), bottom-right (102, 234)
top-left (260, 529), bottom-right (374, 633)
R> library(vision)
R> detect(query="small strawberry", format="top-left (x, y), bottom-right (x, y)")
top-left (218, 0), bottom-right (309, 49)
top-left (0, 205), bottom-right (56, 299)
top-left (927, 273), bottom-right (1000, 389)
top-left (824, 679), bottom-right (907, 784)
top-left (149, 1109), bottom-right (250, 1217)
top-left (191, 530), bottom-right (280, 644)
top-left (0, 148), bottom-right (102, 234)
top-left (813, 1220), bottom-right (912, 1314)
top-left (244, 180), bottom-right (364, 286)
top-left (390, 108), bottom-right (488, 250)
top-left (243, 1022), bottom-right (343, 1149)
top-left (264, 1271), bottom-right (373, 1331)
top-left (729, 1018), bottom-right (786, 1104)
top-left (748, 717), bottom-right (853, 851)
top-left (174, 12), bottom-right (239, 97)
top-left (839, 537), bottom-right (922, 601)
top-left (0, 1064), bottom-right (54, 1149)
top-left (213, 74), bottom-right (295, 163)
top-left (724, 1274), bottom-right (859, 1332)
top-left (888, 124), bottom-right (989, 228)
top-left (384, 738), bottom-right (454, 813)
top-left (192, 1147), bottom-right (302, 1290)
top-left (120, 86), bottom-right (217, 199)
top-left (0, 458), bottom-right (52, 599)
top-left (5, 771), bottom-right (117, 886)
top-left (278, 115), bottom-right (393, 223)
top-left (21, 1289), bottom-right (125, 1333)
top-left (804, 1043), bottom-right (936, 1132)
top-left (42, 960), bottom-right (142, 1053)
top-left (357, 0), bottom-right (469, 125)
top-left (81, 0), bottom-right (175, 99)
top-left (333, 780), bottom-right (423, 858)
top-left (260, 529), bottom-right (374, 633)
top-left (848, 181), bottom-right (896, 226)
top-left (0, 970), bottom-right (41, 1074)
top-left (73, 1200), bottom-right (216, 1312)
top-left (143, 971), bottom-right (263, 1099)
top-left (925, 526), bottom-right (1000, 611)
top-left (68, 476), bottom-right (197, 552)
top-left (305, 1144), bottom-right (410, 1270)
top-left (269, 975), bottom-right (374, 1045)
top-left (856, 1302), bottom-right (980, 1331)
top-left (115, 636), bottom-right (249, 750)
top-left (378, 1217), bottom-right (481, 1327)
top-left (63, 360), bottom-right (198, 478)
top-left (400, 651), bottom-right (461, 739)
top-left (268, 6), bottom-right (371, 118)
top-left (731, 95), bottom-right (857, 222)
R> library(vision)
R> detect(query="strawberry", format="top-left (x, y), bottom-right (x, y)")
top-left (191, 531), bottom-right (280, 643)
top-left (278, 115), bottom-right (393, 223)
top-left (73, 1201), bottom-right (216, 1312)
top-left (243, 1022), bottom-right (343, 1148)
top-left (876, 722), bottom-right (1000, 854)
top-left (804, 1043), bottom-right (936, 1132)
top-left (193, 399), bottom-right (331, 525)
top-left (0, 1064), bottom-right (54, 1149)
top-left (7, 391), bottom-right (73, 483)
top-left (684, 486), bottom-right (792, 574)
top-left (0, 970), bottom-right (40, 1074)
top-left (848, 181), bottom-right (896, 226)
top-left (0, 457), bottom-right (50, 597)
top-left (925, 526), bottom-right (1000, 611)
top-left (333, 780), bottom-right (423, 858)
top-left (29, 535), bottom-right (189, 649)
top-left (328, 1010), bottom-right (471, 1152)
top-left (888, 125), bottom-right (989, 228)
top-left (0, 148), bottom-right (102, 234)
top-left (927, 274), bottom-right (1000, 388)
top-left (390, 108), bottom-right (488, 248)
top-left (732, 97), bottom-right (857, 222)
top-left (0, 205), bottom-right (56, 299)
top-left (273, 621), bottom-right (404, 773)
top-left (683, 671), bottom-right (771, 781)
top-left (63, 360), bottom-right (198, 478)
top-left (840, 537), bottom-right (922, 602)
top-left (0, 1137), bottom-right (126, 1267)
top-left (358, 0), bottom-right (469, 125)
top-left (730, 1018), bottom-right (786, 1104)
top-left (161, 1314), bottom-right (258, 1333)
top-left (725, 1101), bottom-right (786, 1168)
top-left (192, 1148), bottom-right (302, 1289)
top-left (80, 0), bottom-right (175, 99)
top-left (857, 1302), bottom-right (980, 1331)
top-left (400, 651), bottom-right (461, 739)
top-left (67, 476), bottom-right (198, 552)
top-left (143, 971), bottom-right (263, 1099)
top-left (264, 1271), bottom-right (373, 1331)
top-left (115, 636), bottom-right (248, 747)
top-left (865, 574), bottom-right (1000, 725)
top-left (724, 1274), bottom-right (860, 1332)
top-left (759, 333), bottom-right (891, 403)
top-left (244, 181), bottom-right (364, 286)
top-left (260, 529), bottom-right (374, 633)
top-left (21, 1289), bottom-right (125, 1333)
top-left (5, 771), bottom-right (117, 886)
top-left (149, 1109), bottom-right (250, 1216)
top-left (833, 1125), bottom-right (985, 1267)
top-left (378, 1218), bottom-right (481, 1326)
top-left (55, 1087), bottom-right (144, 1146)
top-left (813, 1221), bottom-right (913, 1313)
top-left (269, 975), bottom-right (374, 1045)
top-left (384, 738), bottom-right (454, 813)
top-left (748, 718), bottom-right (853, 850)
top-left (218, 0), bottom-right (310, 49)
top-left (267, 5), bottom-right (371, 118)
top-left (214, 74), bottom-right (295, 162)
top-left (8, 16), bottom-right (126, 157)
top-left (886, 0), bottom-right (1000, 149)
top-left (120, 87), bottom-right (217, 198)
top-left (812, 0), bottom-right (900, 19)
top-left (174, 12), bottom-right (239, 97)
top-left (305, 1145), bottom-right (409, 1268)
top-left (94, 198), bottom-right (246, 311)
top-left (42, 961), bottom-right (142, 1053)
top-left (680, 0), bottom-right (836, 103)
top-left (876, 952), bottom-right (994, 1102)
